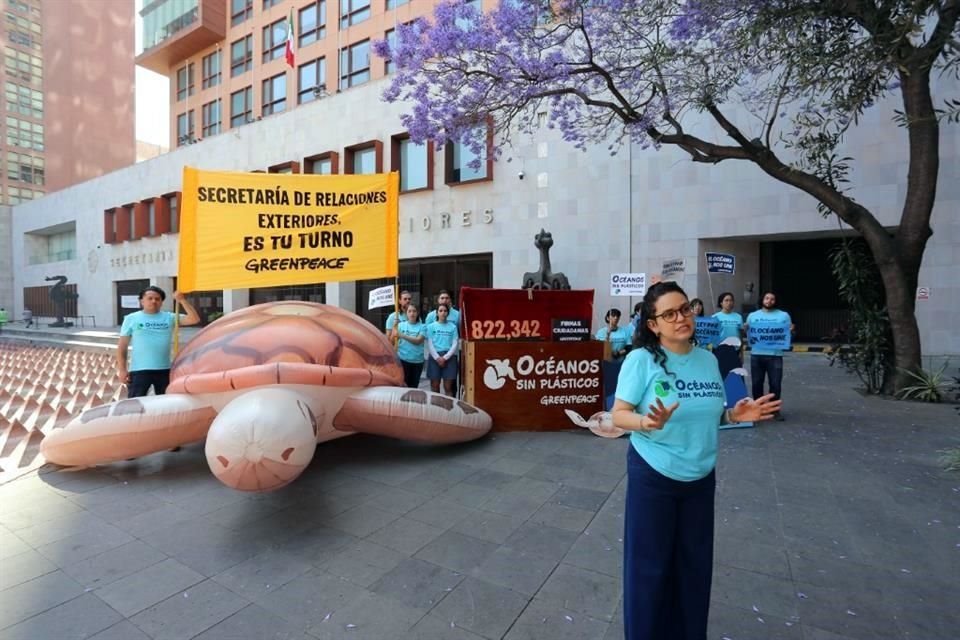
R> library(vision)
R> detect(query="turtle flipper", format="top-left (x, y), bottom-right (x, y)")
top-left (333, 387), bottom-right (492, 443)
top-left (41, 395), bottom-right (217, 466)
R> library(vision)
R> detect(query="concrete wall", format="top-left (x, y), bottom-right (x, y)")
top-left (10, 75), bottom-right (960, 356)
top-left (0, 205), bottom-right (12, 315)
top-left (42, 0), bottom-right (136, 192)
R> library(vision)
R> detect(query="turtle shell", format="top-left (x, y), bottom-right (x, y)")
top-left (167, 301), bottom-right (403, 394)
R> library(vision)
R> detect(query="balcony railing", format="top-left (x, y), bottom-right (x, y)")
top-left (141, 0), bottom-right (199, 51)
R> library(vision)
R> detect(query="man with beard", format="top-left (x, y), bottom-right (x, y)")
top-left (745, 291), bottom-right (793, 421)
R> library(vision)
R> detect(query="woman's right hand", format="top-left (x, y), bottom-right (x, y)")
top-left (640, 398), bottom-right (680, 431)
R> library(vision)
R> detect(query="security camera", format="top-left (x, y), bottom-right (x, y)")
top-left (518, 170), bottom-right (525, 179)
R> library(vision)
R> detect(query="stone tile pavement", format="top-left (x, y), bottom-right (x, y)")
top-left (0, 354), bottom-right (958, 639)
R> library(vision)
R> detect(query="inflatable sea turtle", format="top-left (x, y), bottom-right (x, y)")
top-left (41, 302), bottom-right (492, 491)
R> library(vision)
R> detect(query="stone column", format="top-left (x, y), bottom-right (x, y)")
top-left (223, 289), bottom-right (250, 314)
top-left (325, 282), bottom-right (356, 312)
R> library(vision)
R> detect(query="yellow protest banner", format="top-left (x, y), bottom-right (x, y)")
top-left (178, 168), bottom-right (398, 292)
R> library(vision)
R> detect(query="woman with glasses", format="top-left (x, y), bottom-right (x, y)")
top-left (426, 303), bottom-right (459, 396)
top-left (612, 281), bottom-right (781, 640)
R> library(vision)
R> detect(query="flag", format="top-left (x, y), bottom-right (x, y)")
top-left (285, 8), bottom-right (295, 68)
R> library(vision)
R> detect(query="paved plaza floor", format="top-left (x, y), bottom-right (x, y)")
top-left (0, 353), bottom-right (958, 639)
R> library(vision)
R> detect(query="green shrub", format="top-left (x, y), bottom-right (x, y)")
top-left (896, 362), bottom-right (951, 402)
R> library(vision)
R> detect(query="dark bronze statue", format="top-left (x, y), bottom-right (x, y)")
top-left (521, 229), bottom-right (571, 290)
top-left (46, 275), bottom-right (78, 327)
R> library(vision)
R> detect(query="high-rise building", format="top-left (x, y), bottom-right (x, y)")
top-left (1, 0), bottom-right (136, 204)
top-left (135, 0), bottom-right (479, 150)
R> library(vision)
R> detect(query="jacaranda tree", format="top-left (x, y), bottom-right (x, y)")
top-left (375, 0), bottom-right (960, 393)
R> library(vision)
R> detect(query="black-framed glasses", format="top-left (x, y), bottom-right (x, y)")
top-left (652, 303), bottom-right (694, 323)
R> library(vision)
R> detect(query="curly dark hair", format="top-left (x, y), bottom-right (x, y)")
top-left (632, 281), bottom-right (691, 377)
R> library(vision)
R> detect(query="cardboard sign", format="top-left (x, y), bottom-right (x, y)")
top-left (610, 273), bottom-right (646, 296)
top-left (705, 252), bottom-right (735, 274)
top-left (747, 321), bottom-right (792, 350)
top-left (464, 340), bottom-right (604, 430)
top-left (695, 316), bottom-right (722, 347)
top-left (368, 285), bottom-right (395, 310)
top-left (917, 287), bottom-right (930, 300)
top-left (661, 258), bottom-right (685, 280)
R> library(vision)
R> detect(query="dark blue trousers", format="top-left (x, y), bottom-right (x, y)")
top-left (624, 446), bottom-right (715, 640)
top-left (750, 354), bottom-right (783, 401)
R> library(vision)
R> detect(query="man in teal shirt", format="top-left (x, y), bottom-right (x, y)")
top-left (118, 286), bottom-right (201, 397)
top-left (745, 291), bottom-right (793, 421)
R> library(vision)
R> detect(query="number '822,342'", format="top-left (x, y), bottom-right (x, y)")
top-left (469, 319), bottom-right (542, 340)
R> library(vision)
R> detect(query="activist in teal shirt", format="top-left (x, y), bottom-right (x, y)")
top-left (712, 291), bottom-right (744, 341)
top-left (384, 290), bottom-right (412, 335)
top-left (596, 308), bottom-right (633, 362)
top-left (118, 286), bottom-right (201, 398)
top-left (426, 303), bottom-right (459, 397)
top-left (392, 304), bottom-right (427, 388)
top-left (612, 282), bottom-right (780, 640)
top-left (745, 292), bottom-right (793, 420)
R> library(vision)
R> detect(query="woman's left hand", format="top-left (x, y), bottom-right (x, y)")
top-left (730, 394), bottom-right (782, 422)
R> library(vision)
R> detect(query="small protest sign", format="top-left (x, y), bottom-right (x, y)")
top-left (695, 316), bottom-right (722, 347)
top-left (368, 285), bottom-right (395, 310)
top-left (747, 321), bottom-right (792, 350)
top-left (610, 273), bottom-right (646, 296)
top-left (705, 252), bottom-right (736, 274)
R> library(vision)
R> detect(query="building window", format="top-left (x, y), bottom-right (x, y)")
top-left (345, 141), bottom-right (381, 175)
top-left (202, 100), bottom-right (221, 137)
top-left (262, 18), bottom-right (287, 63)
top-left (146, 200), bottom-right (157, 236)
top-left (263, 0), bottom-right (282, 7)
top-left (7, 186), bottom-right (42, 205)
top-left (175, 63), bottom-right (195, 101)
top-left (383, 28), bottom-right (398, 74)
top-left (386, 0), bottom-right (409, 7)
top-left (3, 47), bottom-right (42, 86)
top-left (268, 161), bottom-right (300, 174)
top-left (262, 73), bottom-right (286, 116)
top-left (457, 0), bottom-right (481, 28)
top-left (5, 116), bottom-right (43, 151)
top-left (6, 151), bottom-right (44, 185)
top-left (445, 123), bottom-right (492, 184)
top-left (340, 0), bottom-right (370, 27)
top-left (230, 35), bottom-right (253, 77)
top-left (231, 0), bottom-right (252, 25)
top-left (201, 51), bottom-right (221, 89)
top-left (166, 193), bottom-right (180, 233)
top-left (304, 151), bottom-right (339, 174)
top-left (339, 39), bottom-right (369, 89)
top-left (230, 86), bottom-right (254, 127)
top-left (176, 111), bottom-right (195, 146)
top-left (299, 0), bottom-right (326, 47)
top-left (391, 134), bottom-right (431, 192)
top-left (298, 57), bottom-right (326, 104)
top-left (4, 82), bottom-right (42, 118)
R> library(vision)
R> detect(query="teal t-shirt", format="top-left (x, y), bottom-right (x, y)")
top-left (120, 310), bottom-right (178, 371)
top-left (427, 321), bottom-right (458, 355)
top-left (746, 309), bottom-right (792, 356)
top-left (425, 307), bottom-right (461, 327)
top-left (396, 320), bottom-right (427, 363)
top-left (596, 325), bottom-right (634, 357)
top-left (712, 311), bottom-right (744, 341)
top-left (385, 311), bottom-right (401, 332)
top-left (615, 346), bottom-right (725, 481)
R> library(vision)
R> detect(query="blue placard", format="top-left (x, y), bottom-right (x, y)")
top-left (747, 321), bottom-right (792, 350)
top-left (706, 252), bottom-right (736, 274)
top-left (695, 316), bottom-right (722, 347)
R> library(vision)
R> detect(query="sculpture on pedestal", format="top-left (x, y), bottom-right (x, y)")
top-left (521, 229), bottom-right (571, 290)
top-left (46, 275), bottom-right (78, 327)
